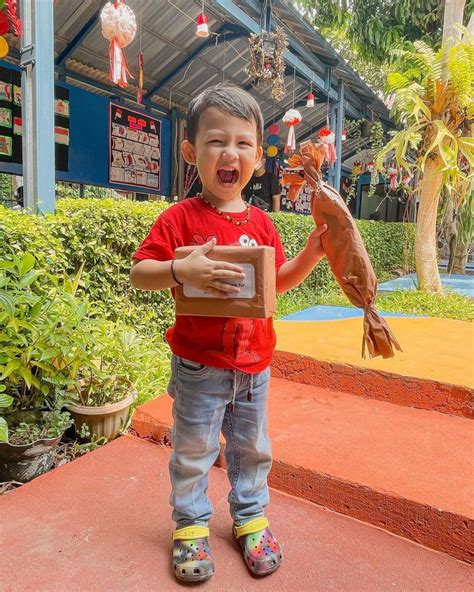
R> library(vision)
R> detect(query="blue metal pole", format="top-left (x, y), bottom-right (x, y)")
top-left (334, 80), bottom-right (345, 192)
top-left (328, 102), bottom-right (337, 188)
top-left (20, 0), bottom-right (55, 214)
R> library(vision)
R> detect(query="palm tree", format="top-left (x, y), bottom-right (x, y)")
top-left (376, 33), bottom-right (473, 292)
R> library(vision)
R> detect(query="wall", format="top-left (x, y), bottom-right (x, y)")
top-left (0, 61), bottom-right (172, 196)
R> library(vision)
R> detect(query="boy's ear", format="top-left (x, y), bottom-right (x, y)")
top-left (255, 145), bottom-right (263, 165)
top-left (181, 140), bottom-right (196, 165)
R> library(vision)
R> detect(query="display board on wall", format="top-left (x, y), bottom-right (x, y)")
top-left (109, 103), bottom-right (161, 190)
top-left (0, 66), bottom-right (70, 170)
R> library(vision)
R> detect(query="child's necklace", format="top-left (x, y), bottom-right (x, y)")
top-left (199, 194), bottom-right (251, 226)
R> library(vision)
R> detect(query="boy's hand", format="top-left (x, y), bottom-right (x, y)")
top-left (306, 224), bottom-right (327, 260)
top-left (174, 239), bottom-right (246, 298)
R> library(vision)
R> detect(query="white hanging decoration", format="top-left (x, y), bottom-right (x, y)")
top-left (317, 127), bottom-right (337, 163)
top-left (306, 92), bottom-right (315, 108)
top-left (387, 164), bottom-right (399, 190)
top-left (101, 0), bottom-right (137, 88)
top-left (282, 109), bottom-right (302, 152)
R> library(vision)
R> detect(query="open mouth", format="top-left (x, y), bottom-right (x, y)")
top-left (217, 167), bottom-right (239, 185)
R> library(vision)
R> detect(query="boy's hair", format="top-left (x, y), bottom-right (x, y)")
top-left (186, 83), bottom-right (263, 145)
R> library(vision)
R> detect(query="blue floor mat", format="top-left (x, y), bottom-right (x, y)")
top-left (378, 273), bottom-right (474, 297)
top-left (281, 305), bottom-right (422, 322)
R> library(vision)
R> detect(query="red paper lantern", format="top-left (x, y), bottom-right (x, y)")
top-left (196, 13), bottom-right (209, 37)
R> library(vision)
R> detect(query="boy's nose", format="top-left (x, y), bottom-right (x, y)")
top-left (222, 147), bottom-right (238, 161)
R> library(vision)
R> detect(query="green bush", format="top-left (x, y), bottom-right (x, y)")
top-left (0, 201), bottom-right (416, 334)
top-left (271, 212), bottom-right (415, 298)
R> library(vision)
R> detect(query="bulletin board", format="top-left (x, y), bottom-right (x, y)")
top-left (109, 102), bottom-right (161, 191)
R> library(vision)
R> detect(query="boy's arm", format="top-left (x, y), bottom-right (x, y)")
top-left (130, 258), bottom-right (179, 291)
top-left (276, 225), bottom-right (327, 293)
top-left (130, 238), bottom-right (246, 297)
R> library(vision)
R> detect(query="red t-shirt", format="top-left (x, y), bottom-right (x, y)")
top-left (132, 197), bottom-right (286, 373)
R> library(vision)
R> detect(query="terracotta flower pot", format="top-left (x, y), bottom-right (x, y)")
top-left (65, 390), bottom-right (137, 441)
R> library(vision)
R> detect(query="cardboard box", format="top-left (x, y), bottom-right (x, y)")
top-left (174, 246), bottom-right (276, 318)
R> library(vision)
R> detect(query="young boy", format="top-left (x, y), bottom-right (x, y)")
top-left (130, 83), bottom-right (326, 583)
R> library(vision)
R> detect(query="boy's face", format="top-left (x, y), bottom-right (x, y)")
top-left (182, 107), bottom-right (263, 204)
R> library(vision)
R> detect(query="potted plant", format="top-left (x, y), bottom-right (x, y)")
top-left (65, 321), bottom-right (140, 442)
top-left (0, 253), bottom-right (93, 482)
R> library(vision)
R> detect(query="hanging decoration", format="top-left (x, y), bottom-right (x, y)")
top-left (267, 145), bottom-right (278, 157)
top-left (0, 34), bottom-right (8, 58)
top-left (317, 127), bottom-right (337, 163)
top-left (352, 161), bottom-right (362, 176)
top-left (267, 134), bottom-right (280, 146)
top-left (5, 0), bottom-right (21, 37)
top-left (387, 164), bottom-right (399, 190)
top-left (136, 0), bottom-right (144, 104)
top-left (137, 51), bottom-right (144, 103)
top-left (196, 13), bottom-right (209, 37)
top-left (342, 128), bottom-right (347, 141)
top-left (401, 170), bottom-right (412, 185)
top-left (366, 160), bottom-right (375, 173)
top-left (0, 10), bottom-right (8, 35)
top-left (100, 0), bottom-right (137, 89)
top-left (247, 27), bottom-right (288, 101)
top-left (306, 92), bottom-right (315, 108)
top-left (282, 108), bottom-right (302, 153)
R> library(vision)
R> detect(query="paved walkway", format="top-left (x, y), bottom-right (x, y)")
top-left (1, 436), bottom-right (472, 591)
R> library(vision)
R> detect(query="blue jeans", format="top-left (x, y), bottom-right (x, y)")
top-left (167, 355), bottom-right (272, 528)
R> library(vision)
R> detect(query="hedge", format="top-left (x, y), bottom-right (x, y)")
top-left (0, 199), bottom-right (415, 334)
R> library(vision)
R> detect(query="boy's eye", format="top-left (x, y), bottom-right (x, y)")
top-left (209, 139), bottom-right (222, 144)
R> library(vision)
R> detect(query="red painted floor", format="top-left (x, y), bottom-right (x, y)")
top-left (132, 377), bottom-right (474, 562)
top-left (1, 436), bottom-right (471, 592)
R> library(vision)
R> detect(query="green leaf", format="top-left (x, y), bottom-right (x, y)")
top-left (19, 269), bottom-right (42, 287)
top-left (458, 137), bottom-right (474, 169)
top-left (0, 359), bottom-right (21, 379)
top-left (0, 393), bottom-right (13, 408)
top-left (0, 292), bottom-right (15, 316)
top-left (0, 417), bottom-right (8, 443)
top-left (18, 253), bottom-right (36, 276)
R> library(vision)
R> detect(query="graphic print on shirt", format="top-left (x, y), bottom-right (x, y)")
top-left (189, 234), bottom-right (217, 245)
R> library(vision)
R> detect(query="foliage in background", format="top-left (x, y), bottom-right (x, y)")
top-left (297, 0), bottom-right (472, 66)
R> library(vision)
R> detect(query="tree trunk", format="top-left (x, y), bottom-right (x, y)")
top-left (415, 157), bottom-right (443, 292)
top-left (451, 239), bottom-right (469, 274)
top-left (442, 0), bottom-right (466, 81)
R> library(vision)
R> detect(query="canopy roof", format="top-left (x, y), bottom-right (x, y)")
top-left (6, 0), bottom-right (391, 163)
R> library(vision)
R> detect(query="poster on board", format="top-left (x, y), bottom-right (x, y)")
top-left (109, 103), bottom-right (161, 191)
top-left (0, 65), bottom-right (70, 170)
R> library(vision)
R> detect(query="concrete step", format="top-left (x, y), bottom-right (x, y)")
top-left (132, 377), bottom-right (474, 563)
top-left (1, 436), bottom-right (471, 591)
top-left (271, 350), bottom-right (473, 419)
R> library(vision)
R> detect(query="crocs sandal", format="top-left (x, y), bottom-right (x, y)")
top-left (233, 517), bottom-right (282, 577)
top-left (172, 525), bottom-right (214, 582)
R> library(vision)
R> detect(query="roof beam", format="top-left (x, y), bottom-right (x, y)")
top-left (56, 6), bottom-right (101, 66)
top-left (144, 26), bottom-right (243, 100)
